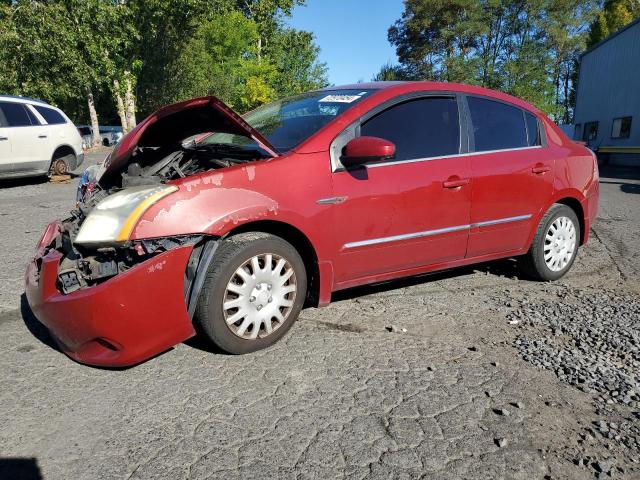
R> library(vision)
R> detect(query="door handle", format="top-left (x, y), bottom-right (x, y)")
top-left (0, 136), bottom-right (7, 141)
top-left (38, 134), bottom-right (48, 139)
top-left (531, 164), bottom-right (551, 174)
top-left (443, 177), bottom-right (470, 189)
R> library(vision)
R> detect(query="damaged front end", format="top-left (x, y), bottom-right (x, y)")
top-left (54, 94), bottom-right (279, 295)
top-left (52, 217), bottom-right (204, 295)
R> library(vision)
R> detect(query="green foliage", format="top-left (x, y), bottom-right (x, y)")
top-left (0, 0), bottom-right (326, 121)
top-left (165, 9), bottom-right (327, 112)
top-left (587, 0), bottom-right (640, 46)
top-left (373, 62), bottom-right (408, 81)
top-left (265, 28), bottom-right (328, 97)
top-left (168, 11), bottom-right (273, 108)
top-left (385, 0), bottom-right (600, 122)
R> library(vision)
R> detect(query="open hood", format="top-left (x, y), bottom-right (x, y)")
top-left (102, 96), bottom-right (279, 177)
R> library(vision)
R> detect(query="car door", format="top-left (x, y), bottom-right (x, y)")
top-left (464, 96), bottom-right (554, 257)
top-left (31, 104), bottom-right (70, 154)
top-left (328, 94), bottom-right (472, 285)
top-left (0, 101), bottom-right (48, 172)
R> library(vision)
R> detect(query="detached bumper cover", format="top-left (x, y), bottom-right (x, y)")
top-left (25, 222), bottom-right (196, 367)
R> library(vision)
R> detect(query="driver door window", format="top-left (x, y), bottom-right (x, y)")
top-left (360, 97), bottom-right (460, 161)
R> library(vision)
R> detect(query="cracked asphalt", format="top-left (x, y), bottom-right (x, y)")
top-left (0, 154), bottom-right (638, 479)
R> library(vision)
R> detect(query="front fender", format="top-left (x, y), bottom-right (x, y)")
top-left (131, 186), bottom-right (281, 239)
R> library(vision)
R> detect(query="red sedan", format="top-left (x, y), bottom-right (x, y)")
top-left (25, 82), bottom-right (599, 367)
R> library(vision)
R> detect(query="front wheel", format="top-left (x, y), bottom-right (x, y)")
top-left (194, 232), bottom-right (307, 354)
top-left (520, 204), bottom-right (580, 281)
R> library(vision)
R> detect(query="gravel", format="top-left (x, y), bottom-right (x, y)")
top-left (507, 286), bottom-right (640, 471)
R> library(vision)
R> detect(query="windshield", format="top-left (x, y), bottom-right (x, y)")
top-left (200, 89), bottom-right (374, 153)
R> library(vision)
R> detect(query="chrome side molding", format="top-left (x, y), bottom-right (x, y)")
top-left (343, 214), bottom-right (532, 249)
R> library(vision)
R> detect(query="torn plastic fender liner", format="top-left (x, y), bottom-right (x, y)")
top-left (184, 237), bottom-right (220, 318)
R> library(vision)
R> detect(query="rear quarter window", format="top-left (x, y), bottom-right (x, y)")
top-left (34, 105), bottom-right (67, 125)
top-left (468, 97), bottom-right (527, 152)
top-left (525, 112), bottom-right (541, 146)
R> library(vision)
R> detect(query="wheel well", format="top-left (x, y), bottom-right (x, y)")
top-left (556, 197), bottom-right (586, 245)
top-left (52, 145), bottom-right (76, 161)
top-left (224, 220), bottom-right (321, 307)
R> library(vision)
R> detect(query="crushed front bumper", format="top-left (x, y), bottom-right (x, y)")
top-left (25, 221), bottom-right (196, 367)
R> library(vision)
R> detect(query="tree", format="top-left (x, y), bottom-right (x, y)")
top-left (587, 0), bottom-right (640, 46)
top-left (0, 0), bottom-right (137, 143)
top-left (167, 11), bottom-right (271, 109)
top-left (0, 0), bottom-right (326, 127)
top-left (372, 62), bottom-right (408, 81)
top-left (384, 0), bottom-right (599, 121)
top-left (265, 28), bottom-right (328, 97)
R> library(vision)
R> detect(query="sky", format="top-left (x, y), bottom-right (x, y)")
top-left (287, 0), bottom-right (404, 86)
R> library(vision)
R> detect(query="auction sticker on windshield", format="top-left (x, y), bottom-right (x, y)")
top-left (319, 94), bottom-right (362, 103)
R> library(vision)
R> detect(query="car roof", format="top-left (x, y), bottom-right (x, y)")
top-left (0, 95), bottom-right (50, 106)
top-left (327, 81), bottom-right (541, 114)
top-left (322, 81), bottom-right (408, 91)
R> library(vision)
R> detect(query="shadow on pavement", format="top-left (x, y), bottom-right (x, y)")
top-left (333, 258), bottom-right (523, 302)
top-left (0, 457), bottom-right (42, 480)
top-left (183, 334), bottom-right (231, 355)
top-left (0, 176), bottom-right (49, 189)
top-left (599, 164), bottom-right (640, 181)
top-left (621, 183), bottom-right (640, 195)
top-left (599, 180), bottom-right (640, 194)
top-left (20, 293), bottom-right (60, 353)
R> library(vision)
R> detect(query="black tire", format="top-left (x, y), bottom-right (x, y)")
top-left (519, 204), bottom-right (580, 281)
top-left (49, 153), bottom-right (74, 176)
top-left (194, 232), bottom-right (307, 354)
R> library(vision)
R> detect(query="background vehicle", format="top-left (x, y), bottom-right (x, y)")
top-left (0, 95), bottom-right (84, 178)
top-left (77, 125), bottom-right (123, 148)
top-left (26, 83), bottom-right (599, 367)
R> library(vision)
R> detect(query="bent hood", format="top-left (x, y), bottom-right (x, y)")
top-left (102, 96), bottom-right (279, 175)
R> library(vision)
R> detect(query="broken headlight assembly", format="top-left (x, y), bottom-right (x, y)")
top-left (75, 185), bottom-right (178, 245)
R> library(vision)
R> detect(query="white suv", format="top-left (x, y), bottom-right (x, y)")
top-left (0, 96), bottom-right (84, 178)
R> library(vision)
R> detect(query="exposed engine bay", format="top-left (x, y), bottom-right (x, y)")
top-left (53, 142), bottom-right (264, 295)
top-left (119, 142), bottom-right (266, 188)
top-left (48, 94), bottom-right (276, 296)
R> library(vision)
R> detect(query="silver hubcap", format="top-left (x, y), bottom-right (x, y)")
top-left (223, 253), bottom-right (297, 340)
top-left (544, 216), bottom-right (577, 272)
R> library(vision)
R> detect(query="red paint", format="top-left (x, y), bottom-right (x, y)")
top-left (27, 82), bottom-right (599, 367)
top-left (342, 136), bottom-right (396, 164)
top-left (25, 240), bottom-right (195, 367)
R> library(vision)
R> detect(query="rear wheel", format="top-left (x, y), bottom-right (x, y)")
top-left (520, 204), bottom-right (580, 281)
top-left (194, 232), bottom-right (307, 354)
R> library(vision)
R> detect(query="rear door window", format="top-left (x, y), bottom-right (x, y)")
top-left (467, 97), bottom-right (527, 152)
top-left (34, 105), bottom-right (66, 125)
top-left (360, 97), bottom-right (460, 161)
top-left (0, 102), bottom-right (34, 127)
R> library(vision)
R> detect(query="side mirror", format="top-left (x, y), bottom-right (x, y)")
top-left (341, 136), bottom-right (396, 168)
